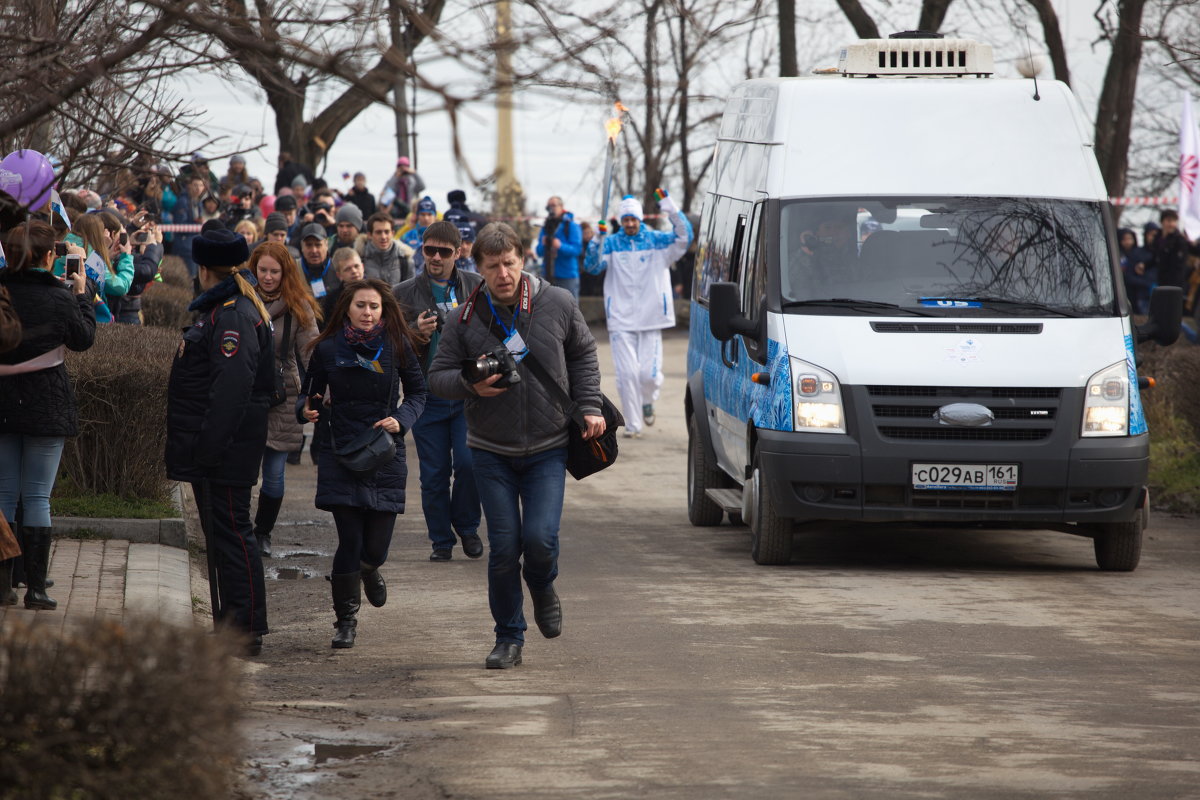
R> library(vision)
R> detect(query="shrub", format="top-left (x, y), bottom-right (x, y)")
top-left (140, 256), bottom-right (194, 330)
top-left (61, 323), bottom-right (178, 502)
top-left (0, 618), bottom-right (243, 800)
top-left (1136, 341), bottom-right (1200, 512)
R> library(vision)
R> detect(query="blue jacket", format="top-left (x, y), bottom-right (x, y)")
top-left (536, 212), bottom-right (582, 280)
top-left (299, 333), bottom-right (427, 513)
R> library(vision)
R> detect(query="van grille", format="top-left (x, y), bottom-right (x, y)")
top-left (866, 385), bottom-right (1062, 442)
top-left (870, 322), bottom-right (1043, 334)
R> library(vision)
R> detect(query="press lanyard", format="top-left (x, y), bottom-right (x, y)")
top-left (484, 290), bottom-right (519, 338)
top-left (355, 343), bottom-right (384, 374)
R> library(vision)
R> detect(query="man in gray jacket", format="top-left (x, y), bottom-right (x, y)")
top-left (394, 220), bottom-right (484, 562)
top-left (428, 222), bottom-right (605, 670)
top-left (357, 211), bottom-right (414, 286)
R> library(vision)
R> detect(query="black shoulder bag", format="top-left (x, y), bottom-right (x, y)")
top-left (333, 347), bottom-right (399, 479)
top-left (473, 297), bottom-right (624, 480)
top-left (268, 313), bottom-right (292, 408)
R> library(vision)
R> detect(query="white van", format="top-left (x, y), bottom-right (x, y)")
top-left (685, 34), bottom-right (1181, 570)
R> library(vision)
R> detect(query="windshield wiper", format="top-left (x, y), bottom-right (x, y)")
top-left (938, 297), bottom-right (1084, 317)
top-left (782, 298), bottom-right (934, 317)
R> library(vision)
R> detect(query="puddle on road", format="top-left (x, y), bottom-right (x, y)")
top-left (265, 566), bottom-right (317, 580)
top-left (313, 743), bottom-right (389, 763)
top-left (273, 549), bottom-right (330, 559)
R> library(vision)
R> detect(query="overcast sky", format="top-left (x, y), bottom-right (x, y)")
top-left (172, 0), bottom-right (1181, 224)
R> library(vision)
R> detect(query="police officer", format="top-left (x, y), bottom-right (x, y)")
top-left (166, 226), bottom-right (275, 654)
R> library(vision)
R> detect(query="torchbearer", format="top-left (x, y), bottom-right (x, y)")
top-left (583, 189), bottom-right (692, 437)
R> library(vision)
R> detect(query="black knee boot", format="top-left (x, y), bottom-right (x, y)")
top-left (253, 494), bottom-right (284, 558)
top-left (10, 521), bottom-right (26, 588)
top-left (0, 559), bottom-right (16, 605)
top-left (330, 572), bottom-right (360, 649)
top-left (23, 527), bottom-right (56, 610)
top-left (360, 561), bottom-right (387, 608)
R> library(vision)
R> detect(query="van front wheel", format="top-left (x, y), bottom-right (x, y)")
top-left (750, 456), bottom-right (793, 565)
top-left (687, 415), bottom-right (726, 527)
top-left (1091, 503), bottom-right (1146, 572)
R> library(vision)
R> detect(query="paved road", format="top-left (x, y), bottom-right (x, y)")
top-left (239, 330), bottom-right (1200, 799)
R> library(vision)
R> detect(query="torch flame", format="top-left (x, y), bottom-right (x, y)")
top-left (604, 101), bottom-right (630, 143)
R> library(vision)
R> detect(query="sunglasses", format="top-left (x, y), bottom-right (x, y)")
top-left (422, 244), bottom-right (455, 259)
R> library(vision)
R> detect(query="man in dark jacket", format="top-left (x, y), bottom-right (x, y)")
top-left (298, 222), bottom-right (339, 301)
top-left (165, 228), bottom-right (274, 653)
top-left (443, 189), bottom-right (488, 238)
top-left (428, 222), bottom-right (605, 669)
top-left (1152, 209), bottom-right (1198, 291)
top-left (395, 220), bottom-right (484, 562)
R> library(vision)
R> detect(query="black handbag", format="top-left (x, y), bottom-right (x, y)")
top-left (333, 350), bottom-right (398, 479)
top-left (268, 313), bottom-right (292, 408)
top-left (473, 297), bottom-right (623, 480)
top-left (522, 354), bottom-right (624, 480)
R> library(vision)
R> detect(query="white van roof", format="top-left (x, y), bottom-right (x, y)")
top-left (716, 77), bottom-right (1105, 201)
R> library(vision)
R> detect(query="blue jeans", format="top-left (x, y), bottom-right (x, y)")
top-left (411, 396), bottom-right (480, 551)
top-left (552, 277), bottom-right (580, 300)
top-left (471, 446), bottom-right (567, 645)
top-left (0, 435), bottom-right (66, 527)
top-left (260, 447), bottom-right (288, 498)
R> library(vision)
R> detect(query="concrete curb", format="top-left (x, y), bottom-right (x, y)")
top-left (55, 516), bottom-right (187, 548)
top-left (55, 484), bottom-right (189, 549)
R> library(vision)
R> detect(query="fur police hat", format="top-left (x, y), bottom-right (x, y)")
top-left (192, 226), bottom-right (250, 268)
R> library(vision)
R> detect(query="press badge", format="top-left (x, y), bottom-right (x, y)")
top-left (504, 330), bottom-right (528, 362)
top-left (310, 278), bottom-right (327, 298)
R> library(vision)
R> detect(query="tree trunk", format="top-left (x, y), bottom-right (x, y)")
top-left (1025, 0), bottom-right (1070, 86)
top-left (643, 0), bottom-right (661, 211)
top-left (679, 9), bottom-right (692, 212)
top-left (835, 0), bottom-right (881, 39)
top-left (916, 0), bottom-right (955, 34)
top-left (1093, 0), bottom-right (1147, 199)
top-left (779, 0), bottom-right (797, 77)
top-left (388, 0), bottom-right (410, 160)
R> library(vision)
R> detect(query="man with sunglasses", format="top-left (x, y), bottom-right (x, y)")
top-left (394, 221), bottom-right (484, 562)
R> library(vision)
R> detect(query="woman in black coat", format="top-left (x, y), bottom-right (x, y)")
top-left (0, 220), bottom-right (95, 609)
top-left (299, 278), bottom-right (427, 648)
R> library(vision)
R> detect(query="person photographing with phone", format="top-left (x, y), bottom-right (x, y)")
top-left (394, 221), bottom-right (484, 562)
top-left (0, 220), bottom-right (95, 610)
top-left (428, 222), bottom-right (605, 669)
top-left (111, 219), bottom-right (163, 325)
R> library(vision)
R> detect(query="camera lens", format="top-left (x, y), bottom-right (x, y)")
top-left (462, 355), bottom-right (499, 383)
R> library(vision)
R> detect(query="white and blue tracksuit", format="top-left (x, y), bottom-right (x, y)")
top-left (584, 199), bottom-right (692, 433)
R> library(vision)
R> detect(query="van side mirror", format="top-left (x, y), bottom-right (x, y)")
top-left (1136, 286), bottom-right (1182, 346)
top-left (708, 282), bottom-right (758, 342)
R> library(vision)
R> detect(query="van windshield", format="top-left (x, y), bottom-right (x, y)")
top-left (779, 198), bottom-right (1115, 316)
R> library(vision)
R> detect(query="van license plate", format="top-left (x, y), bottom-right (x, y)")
top-left (912, 464), bottom-right (1018, 491)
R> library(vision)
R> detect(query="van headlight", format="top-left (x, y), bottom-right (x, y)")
top-left (1081, 361), bottom-right (1129, 437)
top-left (791, 357), bottom-right (846, 434)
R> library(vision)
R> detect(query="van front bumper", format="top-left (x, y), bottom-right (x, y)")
top-left (755, 427), bottom-right (1148, 525)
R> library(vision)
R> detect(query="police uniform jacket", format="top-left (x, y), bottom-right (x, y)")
top-left (298, 332), bottom-right (427, 513)
top-left (166, 273), bottom-right (275, 486)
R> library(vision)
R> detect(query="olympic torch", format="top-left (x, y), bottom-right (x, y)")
top-left (599, 102), bottom-right (629, 236)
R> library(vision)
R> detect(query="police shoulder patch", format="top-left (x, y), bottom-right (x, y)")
top-left (221, 330), bottom-right (240, 357)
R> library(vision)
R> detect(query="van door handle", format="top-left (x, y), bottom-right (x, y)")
top-left (721, 338), bottom-right (738, 368)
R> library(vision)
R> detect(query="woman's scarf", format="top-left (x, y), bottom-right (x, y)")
top-left (343, 321), bottom-right (384, 346)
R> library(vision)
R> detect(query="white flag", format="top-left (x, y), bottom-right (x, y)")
top-left (1181, 93), bottom-right (1200, 240)
top-left (50, 188), bottom-right (71, 230)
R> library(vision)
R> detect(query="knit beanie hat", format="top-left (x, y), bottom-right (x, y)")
top-left (335, 203), bottom-right (364, 230)
top-left (193, 226), bottom-right (250, 268)
top-left (618, 195), bottom-right (643, 221)
top-left (416, 196), bottom-right (437, 215)
top-left (264, 212), bottom-right (288, 235)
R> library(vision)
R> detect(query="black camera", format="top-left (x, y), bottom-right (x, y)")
top-left (462, 347), bottom-right (522, 388)
top-left (423, 307), bottom-right (445, 333)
